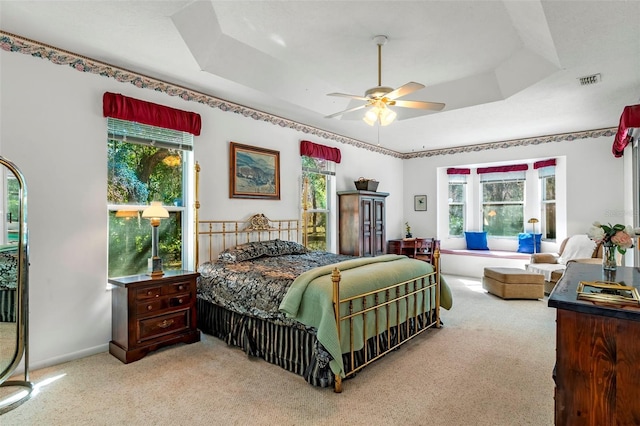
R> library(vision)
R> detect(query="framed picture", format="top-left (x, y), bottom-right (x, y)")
top-left (229, 142), bottom-right (280, 200)
top-left (414, 195), bottom-right (427, 211)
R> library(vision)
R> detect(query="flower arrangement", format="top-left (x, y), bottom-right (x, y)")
top-left (587, 221), bottom-right (635, 254)
top-left (405, 222), bottom-right (412, 237)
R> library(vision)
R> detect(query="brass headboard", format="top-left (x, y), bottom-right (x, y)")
top-left (196, 214), bottom-right (301, 264)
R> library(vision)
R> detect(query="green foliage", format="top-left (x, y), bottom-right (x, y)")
top-left (107, 140), bottom-right (184, 277)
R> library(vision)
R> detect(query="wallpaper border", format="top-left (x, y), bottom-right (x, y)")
top-left (0, 31), bottom-right (616, 159)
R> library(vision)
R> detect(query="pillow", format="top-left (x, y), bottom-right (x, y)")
top-left (558, 234), bottom-right (596, 265)
top-left (465, 231), bottom-right (489, 250)
top-left (517, 233), bottom-right (541, 254)
top-left (218, 239), bottom-right (307, 262)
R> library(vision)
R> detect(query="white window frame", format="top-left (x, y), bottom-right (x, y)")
top-left (106, 118), bottom-right (194, 277)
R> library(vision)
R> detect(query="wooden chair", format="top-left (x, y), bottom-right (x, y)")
top-left (412, 238), bottom-right (439, 264)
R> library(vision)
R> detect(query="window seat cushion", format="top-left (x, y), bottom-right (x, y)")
top-left (440, 248), bottom-right (531, 260)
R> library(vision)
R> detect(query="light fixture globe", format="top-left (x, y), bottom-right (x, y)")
top-left (142, 201), bottom-right (169, 277)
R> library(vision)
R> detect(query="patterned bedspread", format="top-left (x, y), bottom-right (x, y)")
top-left (197, 251), bottom-right (355, 326)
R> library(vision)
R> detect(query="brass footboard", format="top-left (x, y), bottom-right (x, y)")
top-left (332, 250), bottom-right (441, 393)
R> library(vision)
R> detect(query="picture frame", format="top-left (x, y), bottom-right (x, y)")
top-left (229, 142), bottom-right (280, 200)
top-left (414, 195), bottom-right (427, 211)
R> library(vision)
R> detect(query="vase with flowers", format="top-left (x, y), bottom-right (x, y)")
top-left (587, 222), bottom-right (635, 271)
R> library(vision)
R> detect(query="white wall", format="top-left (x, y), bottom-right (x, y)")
top-left (0, 49), bottom-right (402, 369)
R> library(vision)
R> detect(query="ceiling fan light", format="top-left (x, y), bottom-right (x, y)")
top-left (379, 106), bottom-right (397, 126)
top-left (363, 108), bottom-right (379, 126)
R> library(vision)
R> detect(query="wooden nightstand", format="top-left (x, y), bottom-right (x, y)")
top-left (109, 270), bottom-right (200, 363)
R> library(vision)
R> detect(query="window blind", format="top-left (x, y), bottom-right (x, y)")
top-left (107, 118), bottom-right (193, 151)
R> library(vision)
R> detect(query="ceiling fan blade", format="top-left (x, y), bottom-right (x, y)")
top-left (324, 104), bottom-right (368, 119)
top-left (393, 100), bottom-right (445, 111)
top-left (385, 82), bottom-right (425, 100)
top-left (327, 92), bottom-right (370, 102)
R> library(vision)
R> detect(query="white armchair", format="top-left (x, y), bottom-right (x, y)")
top-left (526, 235), bottom-right (602, 294)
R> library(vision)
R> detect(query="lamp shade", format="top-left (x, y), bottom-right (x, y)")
top-left (527, 218), bottom-right (539, 224)
top-left (142, 201), bottom-right (169, 220)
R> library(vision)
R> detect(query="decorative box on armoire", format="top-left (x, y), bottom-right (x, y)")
top-left (338, 190), bottom-right (389, 257)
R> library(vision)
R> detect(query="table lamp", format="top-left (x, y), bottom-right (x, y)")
top-left (528, 218), bottom-right (539, 254)
top-left (142, 201), bottom-right (169, 277)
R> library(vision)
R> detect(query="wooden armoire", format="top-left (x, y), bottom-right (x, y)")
top-left (337, 190), bottom-right (388, 257)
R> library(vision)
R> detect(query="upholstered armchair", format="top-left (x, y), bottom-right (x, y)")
top-left (526, 235), bottom-right (602, 295)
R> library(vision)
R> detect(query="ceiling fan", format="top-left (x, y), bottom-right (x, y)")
top-left (325, 35), bottom-right (445, 126)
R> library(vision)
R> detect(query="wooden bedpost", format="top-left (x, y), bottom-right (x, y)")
top-left (331, 267), bottom-right (343, 393)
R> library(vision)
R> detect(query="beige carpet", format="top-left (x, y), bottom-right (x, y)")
top-left (1, 275), bottom-right (556, 425)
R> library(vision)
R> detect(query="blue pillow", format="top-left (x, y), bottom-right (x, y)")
top-left (465, 231), bottom-right (489, 250)
top-left (517, 233), bottom-right (541, 254)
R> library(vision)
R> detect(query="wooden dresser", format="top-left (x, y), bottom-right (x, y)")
top-left (338, 190), bottom-right (388, 257)
top-left (548, 263), bottom-right (640, 425)
top-left (109, 270), bottom-right (200, 363)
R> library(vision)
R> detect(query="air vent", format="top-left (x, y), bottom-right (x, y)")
top-left (578, 73), bottom-right (601, 86)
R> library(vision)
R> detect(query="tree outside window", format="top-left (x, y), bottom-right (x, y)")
top-left (301, 156), bottom-right (333, 251)
top-left (482, 180), bottom-right (525, 236)
top-left (448, 175), bottom-right (466, 236)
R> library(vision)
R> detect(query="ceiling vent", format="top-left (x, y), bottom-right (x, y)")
top-left (578, 73), bottom-right (601, 86)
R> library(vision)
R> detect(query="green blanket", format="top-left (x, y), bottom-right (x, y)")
top-left (279, 254), bottom-right (452, 377)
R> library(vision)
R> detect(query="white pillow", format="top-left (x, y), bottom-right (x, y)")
top-left (558, 235), bottom-right (596, 265)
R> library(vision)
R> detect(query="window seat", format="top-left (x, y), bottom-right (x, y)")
top-left (439, 248), bottom-right (532, 278)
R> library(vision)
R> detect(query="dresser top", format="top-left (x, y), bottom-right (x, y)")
top-left (548, 262), bottom-right (640, 322)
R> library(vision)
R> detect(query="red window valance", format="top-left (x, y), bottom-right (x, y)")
top-left (300, 140), bottom-right (341, 163)
top-left (612, 104), bottom-right (640, 158)
top-left (103, 92), bottom-right (202, 136)
top-left (477, 164), bottom-right (528, 174)
top-left (447, 168), bottom-right (471, 175)
top-left (534, 159), bottom-right (556, 169)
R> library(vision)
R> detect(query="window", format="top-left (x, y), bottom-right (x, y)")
top-left (539, 166), bottom-right (556, 240)
top-left (448, 174), bottom-right (466, 236)
top-left (301, 155), bottom-right (334, 251)
top-left (107, 118), bottom-right (192, 278)
top-left (481, 171), bottom-right (525, 236)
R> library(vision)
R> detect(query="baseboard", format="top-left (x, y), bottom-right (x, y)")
top-left (20, 343), bottom-right (109, 374)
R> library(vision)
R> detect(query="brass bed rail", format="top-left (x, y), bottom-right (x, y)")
top-left (331, 250), bottom-right (441, 393)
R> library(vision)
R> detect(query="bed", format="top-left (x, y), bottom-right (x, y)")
top-left (196, 213), bottom-right (452, 392)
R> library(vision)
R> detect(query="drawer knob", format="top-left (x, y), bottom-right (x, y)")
top-left (178, 285), bottom-right (184, 291)
top-left (147, 290), bottom-right (152, 295)
top-left (147, 305), bottom-right (153, 311)
top-left (157, 319), bottom-right (175, 329)
top-left (177, 298), bottom-right (183, 304)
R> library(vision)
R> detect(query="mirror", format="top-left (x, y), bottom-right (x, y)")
top-left (0, 156), bottom-right (32, 413)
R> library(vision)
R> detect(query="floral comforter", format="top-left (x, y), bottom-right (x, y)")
top-left (197, 251), bottom-right (355, 326)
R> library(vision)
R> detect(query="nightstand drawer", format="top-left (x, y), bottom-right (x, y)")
top-left (138, 310), bottom-right (190, 342)
top-left (165, 280), bottom-right (191, 295)
top-left (136, 286), bottom-right (162, 300)
top-left (169, 293), bottom-right (191, 308)
top-left (136, 299), bottom-right (162, 315)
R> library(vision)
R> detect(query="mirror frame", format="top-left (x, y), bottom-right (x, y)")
top-left (0, 156), bottom-right (33, 414)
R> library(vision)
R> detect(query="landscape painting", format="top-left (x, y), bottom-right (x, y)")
top-left (229, 142), bottom-right (280, 200)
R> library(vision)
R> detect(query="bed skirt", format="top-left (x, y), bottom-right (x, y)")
top-left (197, 298), bottom-right (433, 388)
top-left (0, 288), bottom-right (16, 322)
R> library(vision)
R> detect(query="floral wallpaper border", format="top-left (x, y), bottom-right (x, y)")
top-left (0, 31), bottom-right (617, 159)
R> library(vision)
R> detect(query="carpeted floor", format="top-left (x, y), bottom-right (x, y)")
top-left (0, 275), bottom-right (556, 425)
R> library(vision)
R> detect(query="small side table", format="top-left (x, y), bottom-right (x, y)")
top-left (109, 270), bottom-right (200, 363)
